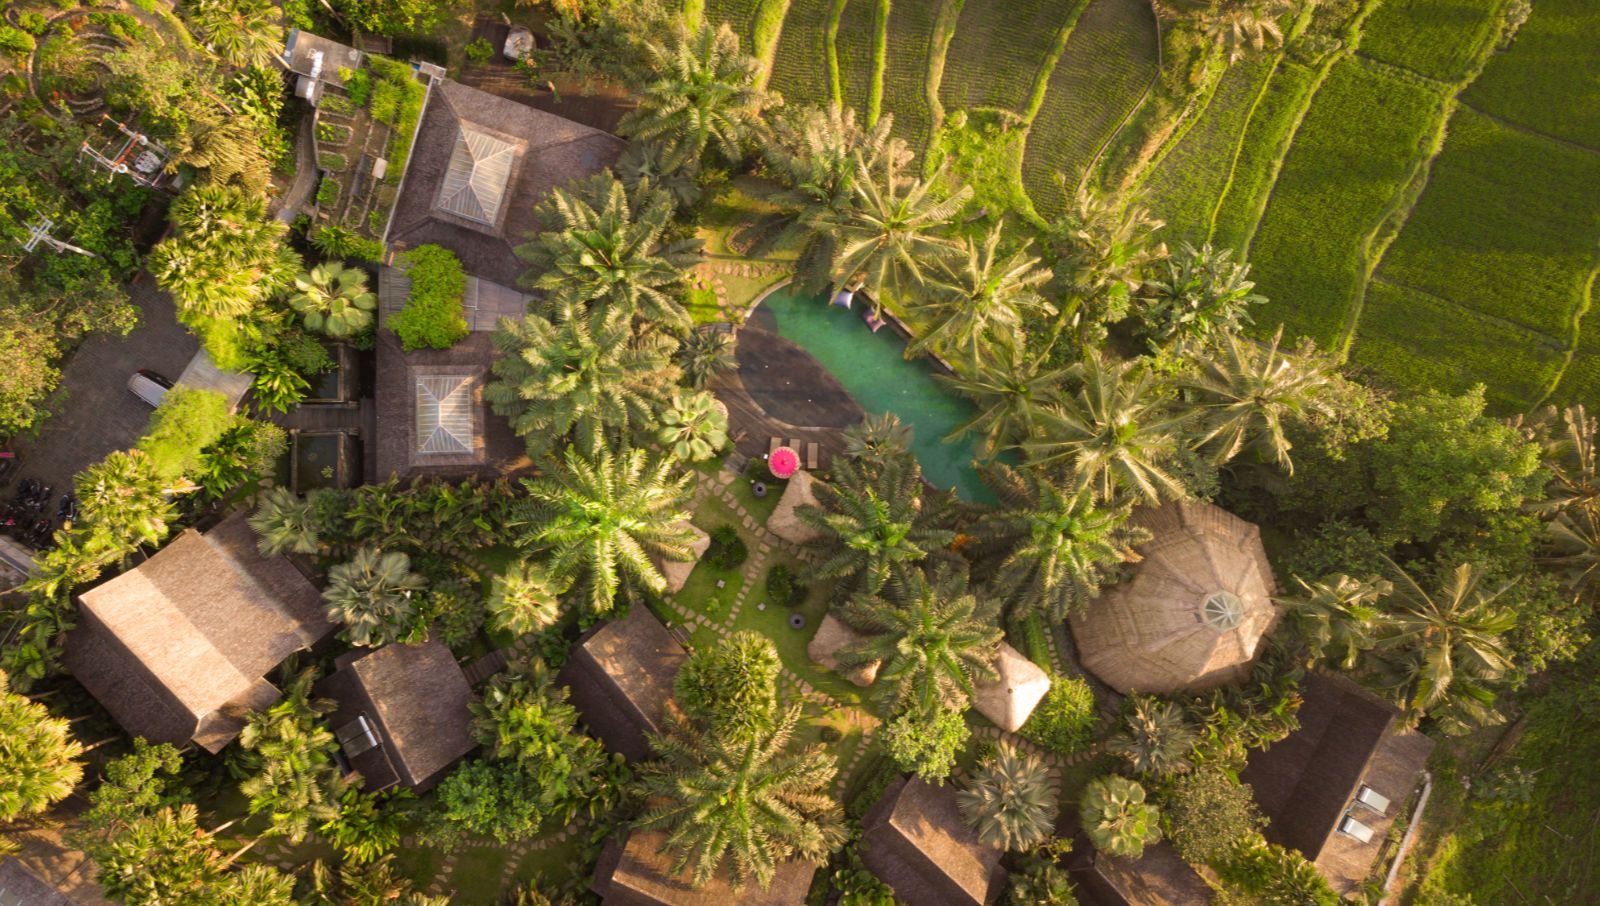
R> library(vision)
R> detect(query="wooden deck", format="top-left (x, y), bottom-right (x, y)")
top-left (712, 323), bottom-right (867, 471)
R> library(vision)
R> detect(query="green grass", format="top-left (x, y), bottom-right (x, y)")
top-left (938, 0), bottom-right (1081, 117)
top-left (1463, 0), bottom-right (1600, 149)
top-left (730, 573), bottom-right (867, 707)
top-left (878, 0), bottom-right (942, 155)
top-left (750, 0), bottom-right (792, 81)
top-left (1358, 0), bottom-right (1508, 82)
top-left (1246, 58), bottom-right (1446, 345)
top-left (1020, 0), bottom-right (1160, 216)
top-left (766, 0), bottom-right (833, 108)
top-left (1210, 58), bottom-right (1322, 251)
top-left (928, 109), bottom-right (1035, 227)
top-left (511, 834), bottom-right (590, 892)
top-left (704, 0), bottom-right (764, 44)
top-left (445, 846), bottom-right (511, 903)
top-left (833, 0), bottom-right (879, 119)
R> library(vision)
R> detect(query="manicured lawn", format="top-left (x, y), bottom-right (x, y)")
top-left (511, 833), bottom-right (591, 892)
top-left (1358, 0), bottom-right (1506, 82)
top-left (444, 846), bottom-right (511, 904)
top-left (730, 573), bottom-right (867, 708)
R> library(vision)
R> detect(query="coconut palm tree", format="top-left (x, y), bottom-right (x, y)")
top-left (1107, 695), bottom-right (1199, 777)
top-left (633, 705), bottom-right (845, 890)
top-left (970, 463), bottom-right (1149, 621)
top-left (513, 446), bottom-right (696, 616)
top-left (288, 262), bottom-right (377, 339)
top-left (1531, 404), bottom-right (1600, 515)
top-left (1203, 0), bottom-right (1295, 63)
top-left (957, 741), bottom-right (1057, 852)
top-left (1047, 187), bottom-right (1166, 348)
top-left (149, 185), bottom-right (296, 321)
top-left (908, 224), bottom-right (1052, 367)
top-left (1182, 327), bottom-right (1338, 473)
top-left (618, 22), bottom-right (774, 171)
top-left (0, 668), bottom-right (85, 823)
top-left (250, 486), bottom-right (321, 556)
top-left (1138, 242), bottom-right (1263, 350)
top-left (1377, 560), bottom-right (1516, 732)
top-left (1280, 573), bottom-right (1392, 670)
top-left (835, 565), bottom-right (1002, 714)
top-left (939, 342), bottom-right (1072, 457)
top-left (615, 140), bottom-right (702, 209)
top-left (1544, 501), bottom-right (1600, 601)
top-left (236, 665), bottom-right (345, 844)
top-left (188, 0), bottom-right (283, 70)
top-left (75, 450), bottom-right (194, 549)
top-left (1023, 352), bottom-right (1188, 504)
top-left (656, 391), bottom-right (728, 462)
top-left (676, 326), bottom-right (737, 390)
top-left (517, 176), bottom-right (701, 331)
top-left (1080, 775), bottom-right (1162, 859)
top-left (486, 559), bottom-right (568, 637)
top-left (820, 151), bottom-right (972, 303)
top-left (797, 454), bottom-right (956, 596)
top-left (322, 548), bottom-right (429, 647)
top-left (486, 305), bottom-right (679, 458)
top-left (841, 412), bottom-right (914, 464)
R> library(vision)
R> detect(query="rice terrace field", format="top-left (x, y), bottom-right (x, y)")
top-left (698, 0), bottom-right (1600, 413)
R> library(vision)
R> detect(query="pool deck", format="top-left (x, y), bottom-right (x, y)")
top-left (712, 320), bottom-right (865, 470)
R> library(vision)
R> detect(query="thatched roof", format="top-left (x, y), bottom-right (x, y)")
top-left (806, 613), bottom-right (878, 687)
top-left (972, 643), bottom-right (1051, 733)
top-left (316, 640), bottom-right (477, 792)
top-left (650, 523), bottom-right (710, 595)
top-left (591, 830), bottom-right (818, 905)
top-left (386, 79), bottom-right (624, 287)
top-left (1069, 501), bottom-right (1279, 694)
top-left (1067, 839), bottom-right (1210, 906)
top-left (1242, 673), bottom-right (1434, 896)
top-left (766, 470), bottom-right (824, 545)
top-left (557, 606), bottom-right (687, 762)
top-left (65, 512), bottom-right (333, 753)
top-left (860, 776), bottom-right (1007, 906)
top-left (0, 858), bottom-right (80, 906)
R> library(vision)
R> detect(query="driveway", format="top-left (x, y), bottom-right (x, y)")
top-left (9, 276), bottom-right (198, 498)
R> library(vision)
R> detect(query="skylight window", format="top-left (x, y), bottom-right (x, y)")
top-left (436, 127), bottom-right (516, 225)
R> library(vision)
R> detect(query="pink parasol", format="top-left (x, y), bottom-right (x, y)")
top-left (769, 446), bottom-right (800, 479)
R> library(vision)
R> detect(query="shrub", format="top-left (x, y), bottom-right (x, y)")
top-left (704, 524), bottom-right (748, 570)
top-left (1161, 766), bottom-right (1263, 865)
top-left (1216, 833), bottom-right (1340, 905)
top-left (883, 703), bottom-right (969, 783)
top-left (764, 563), bottom-right (805, 606)
top-left (0, 26), bottom-right (36, 55)
top-left (315, 175), bottom-right (341, 208)
top-left (674, 631), bottom-right (780, 739)
top-left (429, 576), bottom-right (487, 653)
top-left (311, 225), bottom-right (386, 262)
top-left (389, 245), bottom-right (467, 351)
top-left (318, 151), bottom-right (349, 171)
top-left (343, 67), bottom-right (372, 106)
top-left (17, 12), bottom-right (48, 34)
top-left (464, 37), bottom-right (494, 64)
top-left (1080, 775), bottom-right (1162, 859)
top-left (137, 387), bottom-right (237, 481)
top-left (1020, 672), bottom-right (1097, 756)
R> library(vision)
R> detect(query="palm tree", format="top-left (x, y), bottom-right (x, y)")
top-left (1079, 775), bottom-right (1162, 859)
top-left (676, 327), bottom-right (737, 390)
top-left (633, 705), bottom-right (845, 889)
top-left (188, 0), bottom-right (282, 69)
top-left (485, 559), bottom-right (568, 637)
top-left (513, 446), bottom-right (696, 616)
top-left (1023, 352), bottom-right (1188, 504)
top-left (486, 305), bottom-right (679, 458)
top-left (797, 454), bottom-right (955, 596)
top-left (1531, 404), bottom-right (1600, 515)
top-left (841, 412), bottom-right (914, 464)
top-left (1047, 187), bottom-right (1166, 348)
top-left (970, 463), bottom-right (1148, 621)
top-left (957, 741), bottom-right (1057, 852)
top-left (939, 342), bottom-right (1072, 457)
top-left (908, 224), bottom-right (1052, 368)
top-left (1107, 695), bottom-right (1199, 777)
top-left (322, 548), bottom-right (429, 647)
top-left (1378, 561), bottom-right (1516, 732)
top-left (618, 22), bottom-right (773, 171)
top-left (517, 176), bottom-right (701, 330)
top-left (149, 185), bottom-right (296, 321)
top-left (820, 151), bottom-right (972, 303)
top-left (75, 450), bottom-right (194, 549)
top-left (1138, 242), bottom-right (1263, 350)
top-left (1544, 501), bottom-right (1600, 601)
top-left (1280, 573), bottom-right (1392, 670)
top-left (835, 565), bottom-right (1002, 714)
top-left (656, 391), bottom-right (728, 462)
top-left (1203, 0), bottom-right (1295, 63)
top-left (236, 665), bottom-right (345, 844)
top-left (1182, 327), bottom-right (1338, 473)
top-left (615, 140), bottom-right (702, 209)
top-left (250, 487), bottom-right (321, 556)
top-left (0, 669), bottom-right (85, 822)
top-left (288, 262), bottom-right (377, 339)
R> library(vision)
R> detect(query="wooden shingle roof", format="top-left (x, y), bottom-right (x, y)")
top-left (556, 606), bottom-right (687, 762)
top-left (860, 776), bottom-right (1007, 906)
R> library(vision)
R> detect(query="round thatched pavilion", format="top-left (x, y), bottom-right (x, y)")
top-left (1069, 501), bottom-right (1279, 695)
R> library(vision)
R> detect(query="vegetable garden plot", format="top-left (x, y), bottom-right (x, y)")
top-left (832, 0), bottom-right (881, 119)
top-left (937, 0), bottom-right (1079, 116)
top-left (1358, 0), bottom-right (1507, 82)
top-left (767, 0), bottom-right (833, 108)
top-left (1209, 59), bottom-right (1320, 252)
top-left (879, 0), bottom-right (941, 156)
top-left (1464, 0), bottom-right (1600, 149)
top-left (1246, 58), bottom-right (1446, 346)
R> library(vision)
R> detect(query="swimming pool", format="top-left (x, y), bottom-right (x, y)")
top-left (749, 283), bottom-right (991, 502)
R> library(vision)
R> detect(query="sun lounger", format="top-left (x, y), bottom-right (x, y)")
top-left (806, 442), bottom-right (820, 470)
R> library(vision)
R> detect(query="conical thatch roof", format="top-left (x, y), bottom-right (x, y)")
top-left (1069, 501), bottom-right (1279, 695)
top-left (651, 523), bottom-right (711, 595)
top-left (807, 613), bottom-right (879, 687)
top-left (767, 470), bottom-right (824, 545)
top-left (973, 643), bottom-right (1051, 733)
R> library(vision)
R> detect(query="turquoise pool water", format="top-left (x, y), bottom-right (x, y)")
top-left (753, 284), bottom-right (990, 502)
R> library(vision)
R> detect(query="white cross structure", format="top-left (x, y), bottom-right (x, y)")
top-left (20, 219), bottom-right (96, 258)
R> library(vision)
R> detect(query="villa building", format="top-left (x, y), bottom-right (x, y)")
top-left (590, 830), bottom-right (817, 905)
top-left (859, 776), bottom-right (1009, 905)
top-left (556, 606), bottom-right (688, 762)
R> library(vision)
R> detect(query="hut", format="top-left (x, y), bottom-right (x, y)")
top-left (649, 523), bottom-right (710, 596)
top-left (64, 512), bottom-right (334, 753)
top-left (859, 776), bottom-right (1008, 906)
top-left (1241, 673), bottom-right (1434, 896)
top-left (766, 470), bottom-right (824, 545)
top-left (1068, 501), bottom-right (1278, 695)
top-left (316, 640), bottom-right (477, 793)
top-left (1067, 839), bottom-right (1210, 906)
top-left (806, 613), bottom-right (879, 687)
top-left (972, 643), bottom-right (1052, 733)
top-left (557, 606), bottom-right (687, 762)
top-left (591, 830), bottom-right (817, 905)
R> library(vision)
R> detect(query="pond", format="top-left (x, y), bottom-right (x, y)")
top-left (291, 430), bottom-right (362, 493)
top-left (749, 283), bottom-right (990, 502)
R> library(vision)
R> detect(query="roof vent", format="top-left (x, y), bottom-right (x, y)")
top-left (335, 715), bottom-right (380, 758)
top-left (1201, 590), bottom-right (1244, 631)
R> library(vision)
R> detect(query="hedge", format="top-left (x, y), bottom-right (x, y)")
top-left (390, 244), bottom-right (468, 351)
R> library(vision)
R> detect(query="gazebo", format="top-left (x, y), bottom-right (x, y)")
top-left (766, 469), bottom-right (824, 545)
top-left (972, 643), bottom-right (1051, 733)
top-left (649, 522), bottom-right (711, 596)
top-left (806, 613), bottom-right (879, 687)
top-left (1069, 501), bottom-right (1279, 695)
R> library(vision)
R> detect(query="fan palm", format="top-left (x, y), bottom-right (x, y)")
top-left (835, 565), bottom-right (1002, 714)
top-left (1182, 327), bottom-right (1338, 473)
top-left (0, 669), bottom-right (85, 822)
top-left (633, 705), bottom-right (845, 889)
top-left (907, 224), bottom-right (1052, 367)
top-left (517, 176), bottom-right (701, 330)
top-left (1138, 241), bottom-right (1262, 350)
top-left (797, 454), bottom-right (956, 596)
top-left (236, 665), bottom-right (345, 843)
top-left (1023, 352), bottom-right (1188, 504)
top-left (322, 548), bottom-right (428, 647)
top-left (249, 486), bottom-right (321, 556)
top-left (149, 185), bottom-right (295, 320)
top-left (1280, 573), bottom-right (1392, 670)
top-left (970, 463), bottom-right (1148, 621)
top-left (618, 23), bottom-right (773, 171)
top-left (1524, 403), bottom-right (1600, 515)
top-left (1080, 775), bottom-right (1162, 859)
top-left (957, 741), bottom-right (1057, 852)
top-left (1107, 695), bottom-right (1199, 777)
top-left (1047, 187), bottom-right (1166, 347)
top-left (939, 341), bottom-right (1071, 457)
top-left (1543, 501), bottom-right (1600, 601)
top-left (288, 262), bottom-right (377, 339)
top-left (75, 450), bottom-right (195, 548)
top-left (676, 326), bottom-right (737, 390)
top-left (512, 446), bottom-right (696, 616)
top-left (188, 0), bottom-right (283, 69)
top-left (820, 150), bottom-right (972, 303)
top-left (486, 559), bottom-right (568, 637)
top-left (486, 305), bottom-right (679, 458)
top-left (656, 391), bottom-right (729, 462)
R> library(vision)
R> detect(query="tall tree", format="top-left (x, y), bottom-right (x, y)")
top-left (818, 151), bottom-right (971, 302)
top-left (0, 669), bottom-right (84, 823)
top-left (485, 559), bottom-right (567, 637)
top-left (1280, 573), bottom-right (1391, 670)
top-left (149, 185), bottom-right (296, 321)
top-left (1047, 187), bottom-right (1166, 348)
top-left (187, 0), bottom-right (283, 69)
top-left (957, 741), bottom-right (1057, 852)
top-left (618, 23), bottom-right (773, 170)
top-left (75, 449), bottom-right (194, 548)
top-left (1106, 695), bottom-right (1199, 777)
top-left (797, 454), bottom-right (955, 596)
top-left (322, 548), bottom-right (429, 647)
top-left (1137, 241), bottom-right (1263, 350)
top-left (674, 631), bottom-right (782, 742)
top-left (939, 341), bottom-right (1071, 457)
top-left (288, 262), bottom-right (378, 339)
top-left (235, 665), bottom-right (346, 843)
top-left (908, 224), bottom-right (1052, 368)
top-left (249, 486), bottom-right (322, 556)
top-left (1202, 0), bottom-right (1295, 63)
top-left (1182, 327), bottom-right (1338, 473)
top-left (675, 326), bottom-right (737, 390)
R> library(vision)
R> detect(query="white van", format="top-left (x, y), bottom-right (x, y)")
top-left (127, 369), bottom-right (173, 408)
